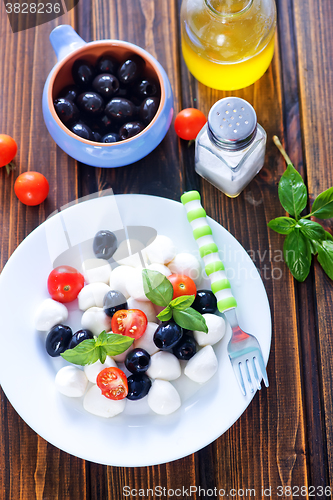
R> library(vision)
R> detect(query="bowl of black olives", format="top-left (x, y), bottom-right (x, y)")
top-left (42, 25), bottom-right (173, 168)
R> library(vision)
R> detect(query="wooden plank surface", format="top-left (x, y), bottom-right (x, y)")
top-left (0, 0), bottom-right (333, 497)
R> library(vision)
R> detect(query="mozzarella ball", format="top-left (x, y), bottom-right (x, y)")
top-left (184, 345), bottom-right (218, 384)
top-left (82, 258), bottom-right (111, 284)
top-left (109, 265), bottom-right (135, 299)
top-left (113, 239), bottom-right (145, 267)
top-left (125, 267), bottom-right (150, 302)
top-left (81, 307), bottom-right (111, 336)
top-left (55, 366), bottom-right (88, 397)
top-left (78, 283), bottom-right (111, 311)
top-left (146, 351), bottom-right (181, 381)
top-left (127, 297), bottom-right (157, 322)
top-left (134, 322), bottom-right (159, 355)
top-left (83, 385), bottom-right (126, 418)
top-left (147, 263), bottom-right (172, 277)
top-left (145, 235), bottom-right (177, 265)
top-left (168, 253), bottom-right (202, 285)
top-left (193, 313), bottom-right (226, 346)
top-left (84, 356), bottom-right (117, 384)
top-left (34, 298), bottom-right (68, 331)
top-left (147, 380), bottom-right (181, 415)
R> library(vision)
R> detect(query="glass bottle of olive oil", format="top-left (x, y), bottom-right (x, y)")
top-left (181, 0), bottom-right (276, 90)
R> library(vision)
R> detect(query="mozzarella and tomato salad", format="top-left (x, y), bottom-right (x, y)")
top-left (34, 231), bottom-right (226, 418)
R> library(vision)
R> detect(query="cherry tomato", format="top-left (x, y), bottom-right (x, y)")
top-left (97, 367), bottom-right (128, 400)
top-left (111, 309), bottom-right (147, 339)
top-left (0, 134), bottom-right (17, 170)
top-left (174, 108), bottom-right (207, 140)
top-left (14, 171), bottom-right (49, 206)
top-left (47, 266), bottom-right (85, 303)
top-left (168, 274), bottom-right (197, 299)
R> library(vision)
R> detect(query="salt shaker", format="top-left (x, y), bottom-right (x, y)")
top-left (195, 97), bottom-right (266, 197)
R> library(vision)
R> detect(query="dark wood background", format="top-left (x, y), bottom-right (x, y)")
top-left (1, 0), bottom-right (333, 498)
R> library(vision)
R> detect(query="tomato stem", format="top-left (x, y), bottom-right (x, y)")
top-left (5, 161), bottom-right (16, 176)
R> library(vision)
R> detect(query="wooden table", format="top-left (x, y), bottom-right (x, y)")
top-left (1, 0), bottom-right (333, 498)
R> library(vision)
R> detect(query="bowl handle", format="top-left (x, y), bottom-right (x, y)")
top-left (50, 25), bottom-right (86, 62)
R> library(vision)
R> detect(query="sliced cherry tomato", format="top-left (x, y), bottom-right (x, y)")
top-left (47, 265), bottom-right (85, 303)
top-left (14, 171), bottom-right (49, 206)
top-left (168, 274), bottom-right (197, 299)
top-left (111, 309), bottom-right (147, 339)
top-left (0, 134), bottom-right (17, 172)
top-left (174, 108), bottom-right (207, 140)
top-left (97, 367), bottom-right (128, 400)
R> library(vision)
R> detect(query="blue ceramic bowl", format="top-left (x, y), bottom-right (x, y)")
top-left (42, 25), bottom-right (174, 168)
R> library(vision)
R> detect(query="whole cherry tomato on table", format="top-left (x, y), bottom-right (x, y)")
top-left (0, 134), bottom-right (17, 174)
top-left (14, 171), bottom-right (49, 206)
top-left (168, 274), bottom-right (197, 299)
top-left (47, 266), bottom-right (85, 303)
top-left (97, 367), bottom-right (128, 400)
top-left (111, 309), bottom-right (147, 339)
top-left (174, 108), bottom-right (207, 140)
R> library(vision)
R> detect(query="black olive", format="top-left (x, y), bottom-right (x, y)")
top-left (140, 97), bottom-right (159, 125)
top-left (58, 84), bottom-right (80, 101)
top-left (95, 55), bottom-right (118, 75)
top-left (192, 290), bottom-right (217, 314)
top-left (153, 321), bottom-right (183, 350)
top-left (105, 98), bottom-right (136, 123)
top-left (93, 230), bottom-right (117, 259)
top-left (117, 56), bottom-right (145, 85)
top-left (72, 59), bottom-right (95, 89)
top-left (70, 121), bottom-right (93, 140)
top-left (172, 334), bottom-right (197, 360)
top-left (54, 98), bottom-right (79, 125)
top-left (77, 92), bottom-right (105, 116)
top-left (127, 373), bottom-right (151, 400)
top-left (103, 290), bottom-right (128, 317)
top-left (102, 132), bottom-right (120, 143)
top-left (125, 348), bottom-right (151, 374)
top-left (119, 121), bottom-right (145, 140)
top-left (92, 74), bottom-right (120, 99)
top-left (91, 131), bottom-right (102, 142)
top-left (68, 329), bottom-right (94, 349)
top-left (133, 79), bottom-right (158, 99)
top-left (114, 85), bottom-right (129, 98)
top-left (46, 324), bottom-right (73, 357)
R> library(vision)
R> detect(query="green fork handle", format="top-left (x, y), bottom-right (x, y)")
top-left (181, 190), bottom-right (237, 313)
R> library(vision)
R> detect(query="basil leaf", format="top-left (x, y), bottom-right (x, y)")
top-left (278, 163), bottom-right (307, 218)
top-left (309, 240), bottom-right (319, 255)
top-left (173, 307), bottom-right (208, 333)
top-left (169, 295), bottom-right (195, 310)
top-left (95, 331), bottom-right (108, 346)
top-left (61, 339), bottom-right (100, 366)
top-left (157, 305), bottom-right (173, 322)
top-left (325, 230), bottom-right (333, 242)
top-left (283, 229), bottom-right (312, 282)
top-left (267, 216), bottom-right (296, 234)
top-left (98, 346), bottom-right (107, 364)
top-left (101, 333), bottom-right (134, 357)
top-left (142, 269), bottom-right (173, 307)
top-left (298, 219), bottom-right (325, 241)
top-left (317, 240), bottom-right (333, 280)
top-left (310, 187), bottom-right (333, 219)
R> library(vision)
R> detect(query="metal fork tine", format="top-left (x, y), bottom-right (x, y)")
top-left (251, 357), bottom-right (261, 391)
top-left (256, 354), bottom-right (269, 388)
top-left (233, 361), bottom-right (246, 396)
top-left (245, 360), bottom-right (254, 393)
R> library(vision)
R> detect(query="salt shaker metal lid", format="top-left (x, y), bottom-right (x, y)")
top-left (207, 97), bottom-right (257, 151)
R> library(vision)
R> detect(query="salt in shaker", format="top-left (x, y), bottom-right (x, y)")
top-left (195, 97), bottom-right (266, 197)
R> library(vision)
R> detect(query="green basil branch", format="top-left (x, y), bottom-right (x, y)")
top-left (142, 269), bottom-right (208, 333)
top-left (268, 136), bottom-right (333, 282)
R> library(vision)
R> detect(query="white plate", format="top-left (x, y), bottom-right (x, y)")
top-left (0, 194), bottom-right (271, 467)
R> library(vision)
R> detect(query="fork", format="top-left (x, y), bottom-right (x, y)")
top-left (181, 190), bottom-right (269, 396)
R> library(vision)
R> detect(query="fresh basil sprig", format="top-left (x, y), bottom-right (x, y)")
top-left (142, 269), bottom-right (208, 333)
top-left (61, 331), bottom-right (134, 366)
top-left (268, 136), bottom-right (333, 282)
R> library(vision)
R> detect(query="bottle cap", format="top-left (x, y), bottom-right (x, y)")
top-left (207, 97), bottom-right (257, 151)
